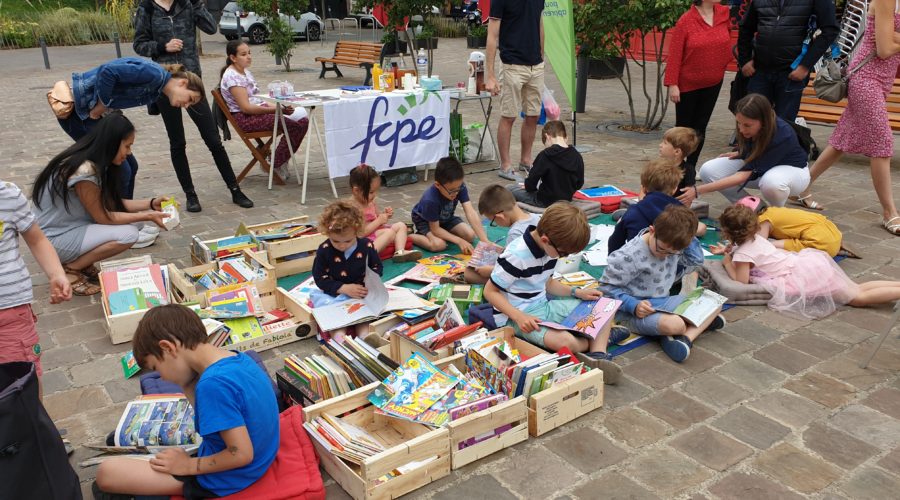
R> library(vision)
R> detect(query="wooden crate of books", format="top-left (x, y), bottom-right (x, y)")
top-left (98, 257), bottom-right (171, 345)
top-left (241, 216), bottom-right (327, 278)
top-left (222, 287), bottom-right (314, 353)
top-left (169, 250), bottom-right (277, 309)
top-left (303, 382), bottom-right (451, 500)
top-left (190, 234), bottom-right (261, 265)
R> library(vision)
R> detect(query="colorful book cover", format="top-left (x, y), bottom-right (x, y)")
top-left (539, 297), bottom-right (621, 340)
top-left (577, 185), bottom-right (626, 198)
top-left (223, 316), bottom-right (263, 344)
top-left (368, 352), bottom-right (458, 419)
top-left (120, 351), bottom-right (140, 379)
top-left (449, 393), bottom-right (508, 421)
top-left (108, 288), bottom-right (148, 315)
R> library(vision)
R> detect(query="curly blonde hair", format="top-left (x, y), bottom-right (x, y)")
top-left (719, 205), bottom-right (759, 246)
top-left (318, 199), bottom-right (363, 235)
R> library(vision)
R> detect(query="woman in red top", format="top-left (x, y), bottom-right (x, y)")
top-left (665, 0), bottom-right (734, 173)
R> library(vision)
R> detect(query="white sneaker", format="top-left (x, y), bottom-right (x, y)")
top-left (132, 226), bottom-right (158, 249)
top-left (140, 223), bottom-right (161, 235)
top-left (275, 165), bottom-right (291, 181)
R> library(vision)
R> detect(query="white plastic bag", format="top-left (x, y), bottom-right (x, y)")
top-left (463, 123), bottom-right (495, 163)
top-left (542, 88), bottom-right (560, 121)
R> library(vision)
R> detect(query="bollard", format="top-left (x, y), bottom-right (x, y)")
top-left (40, 36), bottom-right (50, 69)
top-left (113, 32), bottom-right (121, 58)
top-left (275, 54), bottom-right (282, 66)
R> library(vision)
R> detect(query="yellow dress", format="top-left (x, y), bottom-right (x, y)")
top-left (758, 207), bottom-right (842, 256)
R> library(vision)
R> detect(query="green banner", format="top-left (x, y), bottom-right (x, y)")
top-left (542, 0), bottom-right (577, 110)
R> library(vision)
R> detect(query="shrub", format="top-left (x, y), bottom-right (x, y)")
top-left (0, 5), bottom-right (134, 49)
top-left (433, 17), bottom-right (467, 38)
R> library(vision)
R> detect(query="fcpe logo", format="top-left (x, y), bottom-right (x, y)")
top-left (350, 93), bottom-right (443, 167)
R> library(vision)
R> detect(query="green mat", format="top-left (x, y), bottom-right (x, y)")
top-left (276, 215), bottom-right (724, 291)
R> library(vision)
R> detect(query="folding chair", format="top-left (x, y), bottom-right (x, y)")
top-left (859, 300), bottom-right (900, 369)
top-left (211, 88), bottom-right (285, 185)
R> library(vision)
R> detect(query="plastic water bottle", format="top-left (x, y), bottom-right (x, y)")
top-left (416, 48), bottom-right (428, 84)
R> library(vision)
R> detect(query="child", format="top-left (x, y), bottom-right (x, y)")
top-left (608, 159), bottom-right (705, 254)
top-left (311, 200), bottom-right (383, 306)
top-left (95, 304), bottom-right (279, 497)
top-left (0, 181), bottom-right (72, 396)
top-left (464, 184), bottom-right (541, 284)
top-left (348, 164), bottom-right (422, 263)
top-left (715, 205), bottom-right (900, 319)
top-left (508, 121), bottom-right (584, 208)
top-left (410, 157), bottom-right (490, 254)
top-left (659, 126), bottom-right (701, 195)
top-left (754, 205), bottom-right (857, 258)
top-left (601, 205), bottom-right (725, 363)
top-left (484, 202), bottom-right (625, 385)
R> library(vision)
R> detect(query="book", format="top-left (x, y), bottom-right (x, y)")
top-left (577, 185), bottom-right (626, 198)
top-left (222, 316), bottom-right (264, 344)
top-left (654, 287), bottom-right (727, 326)
top-left (108, 288), bottom-right (148, 315)
top-left (466, 241), bottom-right (500, 268)
top-left (449, 393), bottom-right (508, 421)
top-left (303, 413), bottom-right (385, 465)
top-left (368, 353), bottom-right (459, 420)
top-left (114, 395), bottom-right (199, 447)
top-left (101, 264), bottom-right (169, 312)
top-left (581, 225), bottom-right (617, 266)
top-left (161, 197), bottom-right (180, 230)
top-left (434, 298), bottom-right (465, 333)
top-left (120, 351), bottom-right (140, 379)
top-left (311, 268), bottom-right (425, 332)
top-left (539, 297), bottom-right (621, 340)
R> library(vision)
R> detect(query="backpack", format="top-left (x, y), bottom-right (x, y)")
top-left (788, 120), bottom-right (820, 162)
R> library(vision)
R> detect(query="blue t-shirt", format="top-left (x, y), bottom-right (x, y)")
top-left (195, 352), bottom-right (279, 496)
top-left (411, 184), bottom-right (470, 223)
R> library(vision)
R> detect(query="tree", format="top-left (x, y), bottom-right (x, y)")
top-left (575, 0), bottom-right (691, 131)
top-left (242, 0), bottom-right (309, 71)
top-left (355, 0), bottom-right (438, 74)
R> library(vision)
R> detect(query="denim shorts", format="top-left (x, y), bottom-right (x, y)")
top-left (615, 294), bottom-right (686, 337)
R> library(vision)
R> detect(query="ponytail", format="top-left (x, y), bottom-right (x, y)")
top-left (348, 164), bottom-right (379, 203)
top-left (221, 40), bottom-right (246, 79)
top-left (162, 63), bottom-right (205, 96)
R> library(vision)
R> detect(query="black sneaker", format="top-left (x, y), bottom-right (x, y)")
top-left (706, 314), bottom-right (727, 332)
top-left (608, 325), bottom-right (631, 345)
top-left (185, 191), bottom-right (201, 213)
top-left (659, 335), bottom-right (691, 363)
top-left (231, 188), bottom-right (254, 208)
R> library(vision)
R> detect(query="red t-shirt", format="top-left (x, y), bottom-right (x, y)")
top-left (664, 4), bottom-right (734, 93)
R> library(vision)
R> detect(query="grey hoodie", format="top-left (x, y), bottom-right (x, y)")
top-left (132, 0), bottom-right (216, 76)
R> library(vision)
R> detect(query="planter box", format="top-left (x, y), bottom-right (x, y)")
top-left (168, 250), bottom-right (277, 309)
top-left (588, 56), bottom-right (625, 79)
top-left (303, 383), bottom-right (451, 500)
top-left (466, 35), bottom-right (486, 49)
top-left (413, 37), bottom-right (438, 50)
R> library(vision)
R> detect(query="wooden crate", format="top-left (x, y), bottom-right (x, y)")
top-left (303, 383), bottom-right (451, 500)
top-left (223, 288), bottom-right (314, 353)
top-left (99, 259), bottom-right (170, 345)
top-left (242, 216), bottom-right (327, 278)
top-left (190, 234), bottom-right (261, 265)
top-left (168, 250), bottom-right (277, 309)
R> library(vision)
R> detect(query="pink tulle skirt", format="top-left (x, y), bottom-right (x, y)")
top-left (751, 249), bottom-right (859, 319)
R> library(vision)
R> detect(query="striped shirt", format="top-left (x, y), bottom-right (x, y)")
top-left (0, 182), bottom-right (36, 308)
top-left (489, 226), bottom-right (556, 325)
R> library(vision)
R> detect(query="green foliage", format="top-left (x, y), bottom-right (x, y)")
top-left (242, 0), bottom-right (308, 71)
top-left (1, 5), bottom-right (133, 48)
top-left (468, 23), bottom-right (486, 38)
top-left (0, 0), bottom-right (95, 18)
top-left (415, 23), bottom-right (435, 39)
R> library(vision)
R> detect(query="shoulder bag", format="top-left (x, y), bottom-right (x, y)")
top-left (46, 80), bottom-right (74, 119)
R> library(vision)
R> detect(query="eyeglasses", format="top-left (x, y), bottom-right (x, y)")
top-left (489, 216), bottom-right (497, 227)
top-left (438, 182), bottom-right (463, 195)
top-left (547, 237), bottom-right (570, 258)
top-left (654, 236), bottom-right (683, 256)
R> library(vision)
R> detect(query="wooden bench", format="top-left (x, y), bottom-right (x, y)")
top-left (798, 76), bottom-right (900, 131)
top-left (314, 41), bottom-right (383, 86)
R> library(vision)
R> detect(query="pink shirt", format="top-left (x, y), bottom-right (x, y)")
top-left (220, 67), bottom-right (263, 113)
top-left (731, 234), bottom-right (795, 277)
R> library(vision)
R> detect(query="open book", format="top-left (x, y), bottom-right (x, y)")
top-left (311, 268), bottom-right (427, 332)
top-left (111, 395), bottom-right (199, 449)
top-left (539, 297), bottom-right (621, 340)
top-left (654, 288), bottom-right (727, 326)
top-left (466, 241), bottom-right (500, 268)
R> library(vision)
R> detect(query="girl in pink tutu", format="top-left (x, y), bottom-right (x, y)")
top-left (713, 205), bottom-right (900, 319)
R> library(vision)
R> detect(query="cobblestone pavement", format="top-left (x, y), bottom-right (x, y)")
top-left (3, 34), bottom-right (899, 499)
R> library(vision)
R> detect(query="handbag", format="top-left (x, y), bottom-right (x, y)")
top-left (814, 51), bottom-right (874, 103)
top-left (47, 80), bottom-right (74, 119)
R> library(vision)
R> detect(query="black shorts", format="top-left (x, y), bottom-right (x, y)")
top-left (174, 475), bottom-right (219, 499)
top-left (412, 213), bottom-right (464, 235)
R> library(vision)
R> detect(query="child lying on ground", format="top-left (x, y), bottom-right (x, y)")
top-left (748, 202), bottom-right (858, 258)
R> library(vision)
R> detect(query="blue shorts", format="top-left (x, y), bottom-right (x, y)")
top-left (510, 298), bottom-right (581, 348)
top-left (615, 294), bottom-right (686, 337)
top-left (412, 213), bottom-right (464, 235)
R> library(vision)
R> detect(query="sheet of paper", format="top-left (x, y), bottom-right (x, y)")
top-left (363, 267), bottom-right (389, 313)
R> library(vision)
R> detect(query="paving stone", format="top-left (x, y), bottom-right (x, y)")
top-left (783, 371), bottom-right (857, 408)
top-left (712, 406), bottom-right (790, 450)
top-left (723, 319), bottom-right (783, 345)
top-left (498, 446), bottom-right (582, 499)
top-left (670, 425), bottom-right (752, 471)
top-left (753, 443), bottom-right (841, 494)
top-left (829, 405), bottom-right (900, 449)
top-left (802, 422), bottom-right (879, 470)
top-left (697, 331), bottom-right (755, 358)
top-left (682, 373), bottom-right (751, 409)
top-left (877, 447), bottom-right (900, 472)
top-left (70, 303), bottom-right (105, 322)
top-left (708, 471), bottom-right (805, 500)
top-left (834, 308), bottom-right (898, 333)
top-left (752, 344), bottom-right (819, 374)
top-left (746, 391), bottom-right (827, 428)
top-left (840, 467), bottom-right (900, 499)
top-left (754, 309), bottom-right (811, 332)
top-left (638, 390), bottom-right (716, 430)
top-left (324, 482), bottom-right (353, 500)
top-left (34, 310), bottom-right (75, 332)
top-left (52, 320), bottom-right (108, 346)
top-left (545, 427), bottom-right (628, 474)
top-left (103, 378), bottom-right (143, 404)
top-left (679, 347), bottom-right (724, 374)
top-left (85, 337), bottom-right (133, 356)
top-left (721, 307), bottom-right (754, 323)
top-left (810, 319), bottom-right (877, 345)
top-left (431, 474), bottom-right (517, 500)
top-left (43, 387), bottom-right (112, 421)
top-left (622, 356), bottom-right (691, 389)
top-left (624, 448), bottom-right (713, 497)
top-left (602, 375), bottom-right (652, 409)
top-left (41, 369), bottom-right (72, 395)
top-left (815, 356), bottom-right (893, 390)
top-left (781, 331), bottom-right (845, 360)
top-left (69, 356), bottom-right (122, 387)
top-left (40, 345), bottom-right (91, 372)
top-left (862, 387), bottom-right (900, 419)
top-left (603, 408), bottom-right (669, 448)
top-left (717, 357), bottom-right (788, 392)
top-left (571, 472), bottom-right (660, 500)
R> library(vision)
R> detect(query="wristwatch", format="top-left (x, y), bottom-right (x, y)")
top-left (570, 287), bottom-right (579, 298)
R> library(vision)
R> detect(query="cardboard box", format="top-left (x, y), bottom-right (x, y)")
top-left (303, 383), bottom-right (451, 500)
top-left (240, 216), bottom-right (327, 278)
top-left (169, 250), bottom-right (277, 309)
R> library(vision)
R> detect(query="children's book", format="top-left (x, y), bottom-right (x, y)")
top-left (581, 225), bottom-right (617, 266)
top-left (161, 197), bottom-right (180, 231)
top-left (114, 395), bottom-right (199, 448)
top-left (120, 351), bottom-right (141, 379)
top-left (466, 241), bottom-right (501, 268)
top-left (222, 316), bottom-right (264, 344)
top-left (368, 353), bottom-right (459, 420)
top-left (288, 276), bottom-right (319, 304)
top-left (449, 394), bottom-right (508, 421)
top-left (311, 268), bottom-right (424, 332)
top-left (654, 288), bottom-right (727, 326)
top-left (434, 298), bottom-right (465, 333)
top-left (108, 288), bottom-right (149, 315)
top-left (101, 264), bottom-right (169, 311)
top-left (577, 185), bottom-right (627, 198)
top-left (538, 297), bottom-right (621, 340)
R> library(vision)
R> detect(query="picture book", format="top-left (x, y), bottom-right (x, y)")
top-left (581, 225), bottom-right (617, 266)
top-left (393, 305), bottom-right (440, 324)
top-left (416, 379), bottom-right (489, 427)
top-left (108, 288), bottom-right (148, 315)
top-left (222, 316), bottom-right (264, 345)
top-left (466, 241), bottom-right (501, 268)
top-left (654, 287), bottom-right (727, 326)
top-left (101, 263), bottom-right (169, 313)
top-left (114, 395), bottom-right (199, 448)
top-left (287, 276), bottom-right (319, 304)
top-left (577, 185), bottom-right (627, 198)
top-left (120, 351), bottom-right (140, 379)
top-left (368, 352), bottom-right (459, 420)
top-left (434, 298), bottom-right (465, 333)
top-left (311, 268), bottom-right (424, 332)
top-left (161, 197), bottom-right (180, 231)
top-left (303, 413), bottom-right (385, 465)
top-left (449, 394), bottom-right (508, 421)
top-left (539, 297), bottom-right (621, 340)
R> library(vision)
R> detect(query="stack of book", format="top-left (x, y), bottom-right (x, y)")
top-left (189, 257), bottom-right (264, 290)
top-left (303, 413), bottom-right (385, 465)
top-left (284, 353), bottom-right (355, 401)
top-left (247, 222), bottom-right (317, 241)
top-left (381, 300), bottom-right (483, 351)
top-left (192, 234), bottom-right (260, 263)
top-left (101, 263), bottom-right (170, 315)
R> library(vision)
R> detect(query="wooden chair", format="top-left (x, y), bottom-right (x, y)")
top-left (211, 88), bottom-right (285, 185)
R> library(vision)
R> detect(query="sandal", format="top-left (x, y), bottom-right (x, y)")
top-left (883, 216), bottom-right (900, 236)
top-left (792, 194), bottom-right (825, 211)
top-left (838, 244), bottom-right (862, 259)
top-left (77, 264), bottom-right (101, 284)
top-left (67, 272), bottom-right (101, 296)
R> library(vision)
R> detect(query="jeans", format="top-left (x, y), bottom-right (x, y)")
top-left (746, 68), bottom-right (808, 122)
top-left (57, 115), bottom-right (138, 199)
top-left (675, 82), bottom-right (723, 168)
top-left (699, 157), bottom-right (810, 206)
top-left (157, 95), bottom-right (239, 194)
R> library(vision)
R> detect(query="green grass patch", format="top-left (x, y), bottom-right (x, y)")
top-left (0, 0), bottom-right (97, 19)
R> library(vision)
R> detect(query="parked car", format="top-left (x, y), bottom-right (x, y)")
top-left (218, 2), bottom-right (324, 44)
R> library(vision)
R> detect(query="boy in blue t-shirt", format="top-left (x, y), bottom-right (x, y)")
top-left (410, 157), bottom-right (490, 254)
top-left (95, 305), bottom-right (279, 498)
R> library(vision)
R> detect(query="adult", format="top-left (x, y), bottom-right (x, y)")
top-left (58, 57), bottom-right (203, 199)
top-left (665, 0), bottom-right (733, 171)
top-left (33, 113), bottom-right (170, 296)
top-left (133, 0), bottom-right (253, 212)
top-left (484, 0), bottom-right (544, 181)
top-left (796, 0), bottom-right (900, 236)
top-left (678, 93), bottom-right (810, 207)
top-left (737, 0), bottom-right (838, 121)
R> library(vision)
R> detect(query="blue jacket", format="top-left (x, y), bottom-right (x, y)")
top-left (608, 191), bottom-right (680, 254)
top-left (72, 57), bottom-right (171, 120)
top-left (739, 117), bottom-right (808, 181)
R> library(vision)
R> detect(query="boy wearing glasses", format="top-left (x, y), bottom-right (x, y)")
top-left (410, 157), bottom-right (490, 254)
top-left (484, 202), bottom-right (624, 385)
top-left (600, 205), bottom-right (725, 363)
